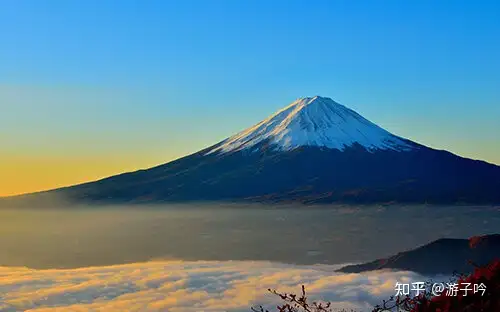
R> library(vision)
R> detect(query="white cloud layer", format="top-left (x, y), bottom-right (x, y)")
top-left (0, 261), bottom-right (428, 312)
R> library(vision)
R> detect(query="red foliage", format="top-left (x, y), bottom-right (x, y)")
top-left (468, 236), bottom-right (484, 249)
top-left (253, 259), bottom-right (500, 312)
top-left (410, 259), bottom-right (500, 312)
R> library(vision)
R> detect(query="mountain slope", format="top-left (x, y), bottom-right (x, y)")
top-left (337, 234), bottom-right (500, 275)
top-left (4, 96), bottom-right (500, 205)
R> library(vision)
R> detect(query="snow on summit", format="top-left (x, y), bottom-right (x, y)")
top-left (208, 96), bottom-right (415, 154)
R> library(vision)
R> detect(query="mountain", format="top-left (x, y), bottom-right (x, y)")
top-left (207, 96), bottom-right (414, 154)
top-left (4, 96), bottom-right (500, 205)
top-left (337, 234), bottom-right (500, 275)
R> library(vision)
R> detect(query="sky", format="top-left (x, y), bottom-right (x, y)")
top-left (1, 0), bottom-right (499, 196)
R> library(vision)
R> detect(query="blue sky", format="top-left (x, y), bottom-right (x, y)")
top-left (1, 0), bottom-right (499, 194)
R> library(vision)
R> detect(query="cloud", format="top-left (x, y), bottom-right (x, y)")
top-left (0, 261), bottom-right (429, 312)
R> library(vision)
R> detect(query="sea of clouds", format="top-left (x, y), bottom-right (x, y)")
top-left (0, 260), bottom-right (429, 312)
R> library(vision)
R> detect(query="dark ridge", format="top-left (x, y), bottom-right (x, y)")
top-left (337, 234), bottom-right (500, 275)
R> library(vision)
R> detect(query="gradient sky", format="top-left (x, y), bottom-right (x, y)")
top-left (1, 0), bottom-right (499, 196)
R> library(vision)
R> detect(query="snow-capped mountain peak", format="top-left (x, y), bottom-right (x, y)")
top-left (207, 96), bottom-right (415, 154)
